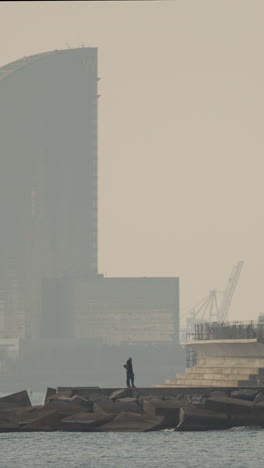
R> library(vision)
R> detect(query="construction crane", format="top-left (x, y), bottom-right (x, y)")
top-left (185, 261), bottom-right (244, 324)
top-left (217, 260), bottom-right (244, 321)
top-left (186, 289), bottom-right (219, 323)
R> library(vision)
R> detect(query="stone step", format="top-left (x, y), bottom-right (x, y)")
top-left (196, 358), bottom-right (264, 368)
top-left (175, 373), bottom-right (257, 381)
top-left (186, 367), bottom-right (261, 375)
top-left (238, 379), bottom-right (260, 387)
top-left (167, 375), bottom-right (260, 386)
top-left (165, 378), bottom-right (242, 387)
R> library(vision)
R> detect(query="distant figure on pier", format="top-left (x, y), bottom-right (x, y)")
top-left (124, 357), bottom-right (136, 388)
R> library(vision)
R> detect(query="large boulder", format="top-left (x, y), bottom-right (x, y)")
top-left (229, 412), bottom-right (264, 427)
top-left (0, 423), bottom-right (20, 432)
top-left (0, 391), bottom-right (31, 409)
top-left (205, 396), bottom-right (254, 415)
top-left (47, 390), bottom-right (72, 400)
top-left (21, 410), bottom-right (63, 431)
top-left (45, 395), bottom-right (93, 416)
top-left (109, 389), bottom-right (132, 401)
top-left (43, 387), bottom-right (56, 404)
top-left (176, 407), bottom-right (230, 431)
top-left (69, 395), bottom-right (94, 408)
top-left (254, 392), bottom-right (264, 404)
top-left (143, 398), bottom-right (191, 427)
top-left (99, 411), bottom-right (165, 432)
top-left (191, 395), bottom-right (206, 408)
top-left (94, 399), bottom-right (142, 415)
top-left (18, 406), bottom-right (53, 425)
top-left (115, 397), bottom-right (139, 405)
top-left (208, 391), bottom-right (228, 399)
top-left (204, 397), bottom-right (264, 427)
top-left (255, 401), bottom-right (264, 410)
top-left (248, 401), bottom-right (264, 426)
top-left (61, 411), bottom-right (115, 431)
top-left (230, 389), bottom-right (259, 401)
top-left (0, 407), bottom-right (30, 432)
top-left (227, 401), bottom-right (264, 427)
top-left (0, 407), bottom-right (30, 424)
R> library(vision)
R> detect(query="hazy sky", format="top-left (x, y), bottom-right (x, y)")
top-left (0, 0), bottom-right (264, 322)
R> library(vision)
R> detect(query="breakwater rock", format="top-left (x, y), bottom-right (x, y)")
top-left (1, 387), bottom-right (264, 432)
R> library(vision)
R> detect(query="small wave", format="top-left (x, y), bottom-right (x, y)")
top-left (228, 426), bottom-right (263, 431)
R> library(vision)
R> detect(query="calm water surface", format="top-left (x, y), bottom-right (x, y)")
top-left (0, 393), bottom-right (263, 467)
top-left (0, 429), bottom-right (263, 468)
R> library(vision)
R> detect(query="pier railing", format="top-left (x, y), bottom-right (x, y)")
top-left (188, 320), bottom-right (264, 342)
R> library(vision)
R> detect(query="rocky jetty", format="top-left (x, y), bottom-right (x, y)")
top-left (1, 387), bottom-right (264, 432)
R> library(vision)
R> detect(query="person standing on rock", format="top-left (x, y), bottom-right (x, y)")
top-left (124, 357), bottom-right (136, 388)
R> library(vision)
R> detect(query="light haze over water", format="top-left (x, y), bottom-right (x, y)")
top-left (0, 0), bottom-right (263, 464)
top-left (0, 0), bottom-right (263, 321)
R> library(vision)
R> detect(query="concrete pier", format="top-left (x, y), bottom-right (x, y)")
top-left (164, 338), bottom-right (264, 387)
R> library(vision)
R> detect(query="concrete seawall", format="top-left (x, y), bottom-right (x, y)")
top-left (57, 386), bottom-right (264, 398)
top-left (2, 386), bottom-right (264, 432)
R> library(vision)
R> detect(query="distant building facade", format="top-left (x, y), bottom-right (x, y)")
top-left (0, 49), bottom-right (183, 387)
top-left (0, 49), bottom-right (98, 337)
top-left (74, 277), bottom-right (179, 345)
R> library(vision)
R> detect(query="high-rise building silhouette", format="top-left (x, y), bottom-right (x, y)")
top-left (0, 48), bottom-right (183, 388)
top-left (0, 48), bottom-right (98, 337)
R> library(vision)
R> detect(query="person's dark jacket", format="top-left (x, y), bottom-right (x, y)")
top-left (124, 358), bottom-right (134, 375)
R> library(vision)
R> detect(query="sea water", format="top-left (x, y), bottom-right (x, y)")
top-left (0, 393), bottom-right (263, 468)
top-left (0, 429), bottom-right (263, 468)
